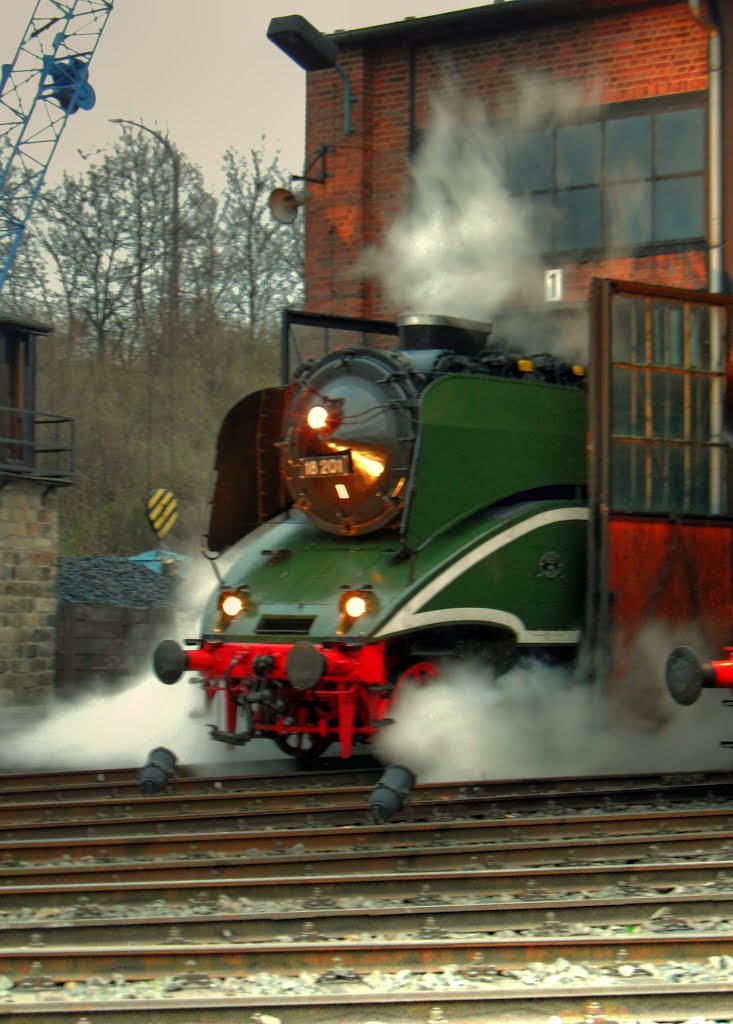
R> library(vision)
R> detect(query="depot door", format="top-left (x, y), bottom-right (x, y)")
top-left (585, 278), bottom-right (733, 691)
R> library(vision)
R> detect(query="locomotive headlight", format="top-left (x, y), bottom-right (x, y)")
top-left (343, 594), bottom-right (367, 619)
top-left (306, 398), bottom-right (343, 435)
top-left (338, 588), bottom-right (374, 634)
top-left (218, 589), bottom-right (248, 618)
top-left (307, 405), bottom-right (329, 430)
top-left (221, 594), bottom-right (245, 617)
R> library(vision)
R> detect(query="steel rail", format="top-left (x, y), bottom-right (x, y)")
top-left (1, 984), bottom-right (732, 1024)
top-left (2, 890), bottom-right (733, 947)
top-left (2, 827), bottom-right (733, 885)
top-left (2, 766), bottom-right (733, 1024)
top-left (0, 843), bottom-right (728, 884)
top-left (2, 932), bottom-right (733, 980)
top-left (1, 766), bottom-right (731, 805)
top-left (0, 760), bottom-right (381, 795)
top-left (1, 801), bottom-right (732, 852)
top-left (2, 774), bottom-right (733, 833)
top-left (1, 859), bottom-right (732, 913)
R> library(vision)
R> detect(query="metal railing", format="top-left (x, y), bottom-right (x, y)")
top-left (0, 405), bottom-right (73, 485)
top-left (279, 308), bottom-right (399, 385)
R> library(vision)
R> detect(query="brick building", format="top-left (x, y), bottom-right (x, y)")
top-left (0, 314), bottom-right (72, 710)
top-left (273, 0), bottom-right (733, 320)
top-left (268, 0), bottom-right (733, 670)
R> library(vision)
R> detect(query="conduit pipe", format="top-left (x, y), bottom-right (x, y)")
top-left (688, 0), bottom-right (723, 293)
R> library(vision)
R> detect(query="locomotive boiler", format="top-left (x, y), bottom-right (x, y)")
top-left (153, 311), bottom-right (588, 761)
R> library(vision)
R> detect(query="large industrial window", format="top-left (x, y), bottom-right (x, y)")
top-left (506, 98), bottom-right (705, 255)
top-left (609, 294), bottom-right (727, 516)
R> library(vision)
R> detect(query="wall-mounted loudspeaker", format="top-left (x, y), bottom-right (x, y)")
top-left (268, 187), bottom-right (305, 224)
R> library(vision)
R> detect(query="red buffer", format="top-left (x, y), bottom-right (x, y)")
top-left (665, 645), bottom-right (733, 706)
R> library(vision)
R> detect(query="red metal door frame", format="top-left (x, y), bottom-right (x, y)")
top-left (586, 277), bottom-right (733, 688)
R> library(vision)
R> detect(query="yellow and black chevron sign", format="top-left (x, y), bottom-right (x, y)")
top-left (146, 488), bottom-right (178, 540)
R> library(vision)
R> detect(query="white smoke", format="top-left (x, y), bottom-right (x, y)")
top-left (0, 547), bottom-right (275, 772)
top-left (365, 87), bottom-right (540, 322)
top-left (0, 676), bottom-right (213, 770)
top-left (508, 74), bottom-right (600, 131)
top-left (364, 75), bottom-right (601, 333)
top-left (360, 75), bottom-right (614, 370)
top-left (374, 624), bottom-right (733, 783)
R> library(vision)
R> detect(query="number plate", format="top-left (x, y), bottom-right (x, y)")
top-left (298, 452), bottom-right (353, 478)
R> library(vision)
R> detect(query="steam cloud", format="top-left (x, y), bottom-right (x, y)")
top-left (0, 548), bottom-right (273, 773)
top-left (0, 677), bottom-right (211, 771)
top-left (364, 75), bottom-right (606, 362)
top-left (366, 87), bottom-right (539, 323)
top-left (3, 581), bottom-right (730, 780)
top-left (374, 623), bottom-right (733, 783)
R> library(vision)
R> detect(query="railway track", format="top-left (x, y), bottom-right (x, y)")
top-left (1, 761), bottom-right (733, 1023)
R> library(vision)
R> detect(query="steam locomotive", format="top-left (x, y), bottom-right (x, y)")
top-left (153, 310), bottom-right (589, 760)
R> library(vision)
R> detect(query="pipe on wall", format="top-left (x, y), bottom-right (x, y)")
top-left (688, 0), bottom-right (723, 293)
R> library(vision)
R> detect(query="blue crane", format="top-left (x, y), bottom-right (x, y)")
top-left (0, 0), bottom-right (114, 295)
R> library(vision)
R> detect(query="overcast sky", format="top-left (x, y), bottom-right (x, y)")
top-left (1, 1), bottom-right (488, 192)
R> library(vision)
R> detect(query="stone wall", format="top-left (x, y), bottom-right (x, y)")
top-left (0, 479), bottom-right (58, 707)
top-left (55, 604), bottom-right (174, 695)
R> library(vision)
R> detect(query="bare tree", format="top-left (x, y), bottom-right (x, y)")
top-left (25, 131), bottom-right (300, 555)
top-left (218, 140), bottom-right (304, 346)
top-left (0, 228), bottom-right (52, 321)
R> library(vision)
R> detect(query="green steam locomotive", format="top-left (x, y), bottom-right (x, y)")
top-left (153, 309), bottom-right (589, 760)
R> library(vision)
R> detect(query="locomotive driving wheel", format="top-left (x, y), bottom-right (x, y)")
top-left (397, 661), bottom-right (441, 686)
top-left (387, 660), bottom-right (441, 709)
top-left (273, 703), bottom-right (332, 762)
top-left (273, 732), bottom-right (331, 762)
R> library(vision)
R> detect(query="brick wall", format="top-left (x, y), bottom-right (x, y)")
top-left (0, 480), bottom-right (58, 707)
top-left (0, 481), bottom-right (175, 706)
top-left (303, 0), bottom-right (711, 317)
